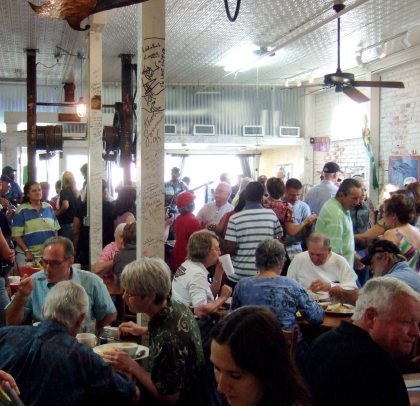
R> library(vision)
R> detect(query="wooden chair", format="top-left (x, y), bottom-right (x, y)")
top-left (282, 325), bottom-right (299, 360)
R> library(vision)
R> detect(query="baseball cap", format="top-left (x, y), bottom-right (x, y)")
top-left (361, 240), bottom-right (405, 266)
top-left (176, 191), bottom-right (195, 208)
top-left (2, 166), bottom-right (15, 175)
top-left (322, 162), bottom-right (341, 174)
top-left (403, 176), bottom-right (417, 186)
top-left (0, 175), bottom-right (10, 183)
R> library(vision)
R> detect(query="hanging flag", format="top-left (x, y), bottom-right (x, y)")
top-left (362, 114), bottom-right (379, 189)
top-left (29, 0), bottom-right (149, 31)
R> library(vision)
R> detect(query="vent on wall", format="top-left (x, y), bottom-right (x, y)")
top-left (193, 124), bottom-right (215, 136)
top-left (243, 125), bottom-right (264, 137)
top-left (165, 124), bottom-right (177, 135)
top-left (279, 126), bottom-right (300, 137)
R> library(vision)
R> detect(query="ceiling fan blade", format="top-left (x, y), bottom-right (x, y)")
top-left (353, 80), bottom-right (404, 89)
top-left (343, 86), bottom-right (370, 103)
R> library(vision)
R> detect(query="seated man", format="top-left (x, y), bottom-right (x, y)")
top-left (6, 236), bottom-right (117, 332)
top-left (287, 232), bottom-right (358, 304)
top-left (361, 239), bottom-right (420, 293)
top-left (304, 277), bottom-right (420, 406)
top-left (0, 281), bottom-right (139, 405)
top-left (102, 257), bottom-right (205, 405)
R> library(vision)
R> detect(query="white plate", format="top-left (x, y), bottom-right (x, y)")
top-left (93, 343), bottom-right (149, 361)
top-left (325, 303), bottom-right (354, 315)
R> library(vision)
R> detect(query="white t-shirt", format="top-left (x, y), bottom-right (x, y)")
top-left (287, 251), bottom-right (358, 290)
top-left (171, 259), bottom-right (214, 308)
top-left (196, 201), bottom-right (233, 226)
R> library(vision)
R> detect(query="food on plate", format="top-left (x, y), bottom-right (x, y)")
top-left (326, 303), bottom-right (353, 313)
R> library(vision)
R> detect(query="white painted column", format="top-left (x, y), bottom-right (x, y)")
top-left (88, 13), bottom-right (107, 265)
top-left (136, 0), bottom-right (165, 259)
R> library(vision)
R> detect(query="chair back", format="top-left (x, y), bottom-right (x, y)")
top-left (282, 325), bottom-right (299, 360)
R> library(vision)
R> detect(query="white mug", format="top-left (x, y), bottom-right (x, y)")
top-left (76, 333), bottom-right (97, 348)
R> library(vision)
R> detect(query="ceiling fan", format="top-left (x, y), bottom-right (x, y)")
top-left (309, 1), bottom-right (405, 103)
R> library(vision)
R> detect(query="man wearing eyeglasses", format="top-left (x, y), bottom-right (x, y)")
top-left (6, 236), bottom-right (117, 331)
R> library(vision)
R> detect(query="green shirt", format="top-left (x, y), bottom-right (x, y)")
top-left (315, 197), bottom-right (355, 267)
top-left (148, 299), bottom-right (204, 400)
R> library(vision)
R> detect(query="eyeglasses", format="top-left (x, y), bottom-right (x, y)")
top-left (40, 258), bottom-right (67, 267)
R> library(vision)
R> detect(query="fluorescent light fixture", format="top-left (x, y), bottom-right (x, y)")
top-left (401, 33), bottom-right (411, 49)
top-left (285, 80), bottom-right (289, 88)
top-left (217, 43), bottom-right (270, 72)
top-left (296, 80), bottom-right (302, 87)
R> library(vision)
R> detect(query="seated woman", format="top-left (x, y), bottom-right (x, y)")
top-left (231, 238), bottom-right (324, 366)
top-left (171, 229), bottom-right (232, 318)
top-left (211, 306), bottom-right (312, 406)
top-left (92, 222), bottom-right (126, 276)
top-left (112, 222), bottom-right (136, 286)
top-left (381, 192), bottom-right (420, 272)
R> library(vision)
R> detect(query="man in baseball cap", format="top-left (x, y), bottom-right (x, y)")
top-left (361, 239), bottom-right (420, 292)
top-left (169, 192), bottom-right (202, 271)
top-left (304, 161), bottom-right (342, 215)
top-left (1, 166), bottom-right (22, 206)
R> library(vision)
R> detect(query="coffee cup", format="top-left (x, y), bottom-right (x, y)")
top-left (219, 254), bottom-right (235, 276)
top-left (76, 333), bottom-right (97, 348)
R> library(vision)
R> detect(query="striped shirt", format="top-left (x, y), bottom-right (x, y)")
top-left (225, 206), bottom-right (283, 282)
top-left (12, 202), bottom-right (60, 257)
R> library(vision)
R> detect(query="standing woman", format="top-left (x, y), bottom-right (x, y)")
top-left (12, 181), bottom-right (60, 266)
top-left (55, 171), bottom-right (79, 240)
top-left (211, 306), bottom-right (312, 406)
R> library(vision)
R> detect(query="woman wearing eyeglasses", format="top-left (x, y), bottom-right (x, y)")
top-left (12, 181), bottom-right (60, 266)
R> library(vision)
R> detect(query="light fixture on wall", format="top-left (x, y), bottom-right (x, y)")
top-left (76, 52), bottom-right (87, 118)
top-left (401, 32), bottom-right (411, 49)
top-left (376, 43), bottom-right (387, 59)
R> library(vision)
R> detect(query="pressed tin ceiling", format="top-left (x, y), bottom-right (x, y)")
top-left (1, 0), bottom-right (420, 87)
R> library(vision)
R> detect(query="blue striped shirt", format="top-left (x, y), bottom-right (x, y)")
top-left (225, 206), bottom-right (282, 282)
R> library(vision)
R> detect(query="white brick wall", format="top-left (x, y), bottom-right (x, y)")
top-left (379, 61), bottom-right (420, 185)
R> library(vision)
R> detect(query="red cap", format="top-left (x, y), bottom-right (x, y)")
top-left (176, 192), bottom-right (195, 208)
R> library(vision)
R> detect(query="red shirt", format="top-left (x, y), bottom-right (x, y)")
top-left (170, 212), bottom-right (202, 271)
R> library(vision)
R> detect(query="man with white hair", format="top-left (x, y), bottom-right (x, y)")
top-left (197, 182), bottom-right (233, 228)
top-left (0, 281), bottom-right (139, 405)
top-left (304, 277), bottom-right (420, 406)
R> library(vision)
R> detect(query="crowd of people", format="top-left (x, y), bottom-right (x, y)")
top-left (0, 162), bottom-right (419, 405)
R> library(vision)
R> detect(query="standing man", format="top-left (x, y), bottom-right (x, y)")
top-left (315, 178), bottom-right (362, 267)
top-left (305, 162), bottom-right (341, 215)
top-left (224, 181), bottom-right (282, 286)
top-left (2, 166), bottom-right (22, 206)
top-left (164, 167), bottom-right (188, 213)
top-left (6, 236), bottom-right (117, 331)
top-left (304, 277), bottom-right (420, 406)
top-left (197, 182), bottom-right (233, 228)
top-left (283, 178), bottom-right (317, 266)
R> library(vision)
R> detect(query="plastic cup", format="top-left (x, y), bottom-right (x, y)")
top-left (76, 333), bottom-right (97, 348)
top-left (219, 254), bottom-right (235, 276)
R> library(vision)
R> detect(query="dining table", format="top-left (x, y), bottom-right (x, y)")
top-left (403, 373), bottom-right (420, 406)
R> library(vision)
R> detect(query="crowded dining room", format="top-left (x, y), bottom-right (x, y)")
top-left (0, 0), bottom-right (420, 404)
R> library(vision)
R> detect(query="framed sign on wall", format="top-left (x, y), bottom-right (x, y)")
top-left (389, 156), bottom-right (420, 188)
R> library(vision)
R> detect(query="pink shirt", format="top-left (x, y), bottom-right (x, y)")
top-left (99, 242), bottom-right (120, 262)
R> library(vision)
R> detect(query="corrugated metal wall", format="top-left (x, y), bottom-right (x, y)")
top-left (0, 83), bottom-right (305, 136)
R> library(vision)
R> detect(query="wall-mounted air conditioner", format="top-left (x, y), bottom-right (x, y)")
top-left (242, 125), bottom-right (264, 137)
top-left (279, 126), bottom-right (300, 137)
top-left (165, 124), bottom-right (177, 135)
top-left (193, 124), bottom-right (215, 136)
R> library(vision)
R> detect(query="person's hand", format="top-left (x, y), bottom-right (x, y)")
top-left (329, 286), bottom-right (345, 301)
top-left (0, 198), bottom-right (9, 209)
top-left (220, 285), bottom-right (232, 300)
top-left (25, 250), bottom-right (34, 263)
top-left (304, 214), bottom-right (317, 226)
top-left (17, 275), bottom-right (35, 297)
top-left (102, 349), bottom-right (137, 374)
top-left (119, 321), bottom-right (148, 337)
top-left (309, 279), bottom-right (331, 293)
top-left (0, 370), bottom-right (20, 396)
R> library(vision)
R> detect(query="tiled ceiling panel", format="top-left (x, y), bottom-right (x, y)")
top-left (0, 0), bottom-right (420, 87)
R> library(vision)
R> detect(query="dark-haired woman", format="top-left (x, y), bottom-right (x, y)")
top-left (211, 306), bottom-right (312, 406)
top-left (231, 238), bottom-right (323, 367)
top-left (381, 193), bottom-right (420, 272)
top-left (12, 181), bottom-right (60, 266)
